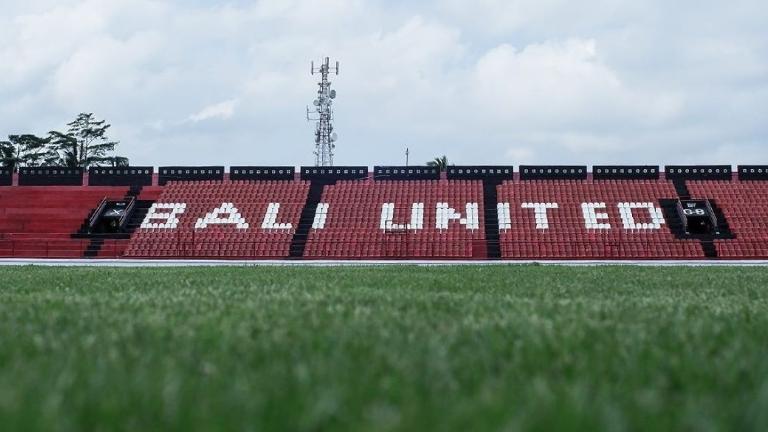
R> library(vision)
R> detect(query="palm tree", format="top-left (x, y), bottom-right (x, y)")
top-left (426, 155), bottom-right (448, 172)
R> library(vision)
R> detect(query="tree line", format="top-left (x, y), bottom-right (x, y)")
top-left (0, 113), bottom-right (128, 171)
top-left (427, 155), bottom-right (449, 171)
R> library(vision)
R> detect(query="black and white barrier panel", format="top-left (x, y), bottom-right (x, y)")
top-left (18, 167), bottom-right (84, 186)
top-left (664, 165), bottom-right (732, 180)
top-left (88, 166), bottom-right (153, 186)
top-left (230, 166), bottom-right (295, 181)
top-left (738, 166), bottom-right (768, 181)
top-left (158, 166), bottom-right (225, 185)
top-left (447, 166), bottom-right (514, 180)
top-left (0, 168), bottom-right (11, 186)
top-left (520, 165), bottom-right (588, 180)
top-left (593, 166), bottom-right (660, 180)
top-left (300, 166), bottom-right (368, 181)
top-left (374, 166), bottom-right (440, 180)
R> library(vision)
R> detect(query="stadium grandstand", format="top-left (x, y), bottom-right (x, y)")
top-left (0, 163), bottom-right (766, 261)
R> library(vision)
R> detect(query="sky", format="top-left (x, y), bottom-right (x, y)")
top-left (1, 0), bottom-right (766, 168)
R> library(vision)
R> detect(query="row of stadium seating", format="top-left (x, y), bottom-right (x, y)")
top-left (688, 181), bottom-right (768, 258)
top-left (125, 181), bottom-right (310, 258)
top-left (1, 178), bottom-right (767, 260)
top-left (303, 180), bottom-right (486, 258)
top-left (496, 180), bottom-right (704, 258)
top-left (0, 186), bottom-right (129, 257)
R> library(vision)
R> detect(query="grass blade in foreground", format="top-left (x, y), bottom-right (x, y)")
top-left (0, 266), bottom-right (767, 431)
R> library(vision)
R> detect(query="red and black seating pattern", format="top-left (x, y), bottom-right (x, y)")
top-left (1, 167), bottom-right (766, 260)
top-left (124, 181), bottom-right (309, 258)
top-left (0, 186), bottom-right (128, 258)
top-left (303, 180), bottom-right (486, 259)
top-left (497, 180), bottom-right (704, 259)
top-left (688, 181), bottom-right (768, 258)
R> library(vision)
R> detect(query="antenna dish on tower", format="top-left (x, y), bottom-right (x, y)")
top-left (306, 57), bottom-right (341, 167)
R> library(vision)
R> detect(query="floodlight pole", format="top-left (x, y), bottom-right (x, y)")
top-left (307, 57), bottom-right (340, 167)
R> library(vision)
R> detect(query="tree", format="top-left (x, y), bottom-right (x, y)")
top-left (107, 156), bottom-right (130, 167)
top-left (426, 155), bottom-right (449, 172)
top-left (47, 131), bottom-right (80, 168)
top-left (47, 113), bottom-right (128, 168)
top-left (0, 134), bottom-right (52, 171)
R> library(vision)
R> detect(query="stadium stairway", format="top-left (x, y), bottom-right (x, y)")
top-left (664, 179), bottom-right (735, 259)
top-left (672, 179), bottom-right (691, 200)
top-left (482, 179), bottom-right (502, 259)
top-left (289, 181), bottom-right (328, 258)
top-left (73, 185), bottom-right (162, 258)
top-left (121, 186), bottom-right (160, 234)
top-left (658, 199), bottom-right (691, 238)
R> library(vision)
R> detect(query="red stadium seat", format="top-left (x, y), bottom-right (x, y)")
top-left (0, 173), bottom-right (762, 261)
top-left (124, 180), bottom-right (309, 259)
top-left (496, 179), bottom-right (704, 259)
top-left (304, 180), bottom-right (486, 259)
top-left (688, 181), bottom-right (768, 259)
top-left (0, 186), bottom-right (129, 258)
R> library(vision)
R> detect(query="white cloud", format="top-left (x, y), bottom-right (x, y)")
top-left (505, 147), bottom-right (535, 163)
top-left (189, 100), bottom-right (238, 123)
top-left (0, 0), bottom-right (766, 166)
top-left (469, 39), bottom-right (682, 129)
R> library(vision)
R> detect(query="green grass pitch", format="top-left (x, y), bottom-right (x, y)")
top-left (1, 265), bottom-right (767, 431)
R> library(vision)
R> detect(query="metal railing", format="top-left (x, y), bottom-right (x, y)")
top-left (0, 236), bottom-right (126, 258)
top-left (0, 234), bottom-right (765, 260)
top-left (119, 197), bottom-right (136, 231)
top-left (87, 197), bottom-right (109, 230)
top-left (123, 238), bottom-right (768, 260)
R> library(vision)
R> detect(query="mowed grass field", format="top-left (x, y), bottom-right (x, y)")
top-left (1, 266), bottom-right (768, 431)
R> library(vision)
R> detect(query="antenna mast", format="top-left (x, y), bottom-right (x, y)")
top-left (307, 57), bottom-right (340, 167)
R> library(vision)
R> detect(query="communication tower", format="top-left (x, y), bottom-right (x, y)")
top-left (307, 57), bottom-right (340, 166)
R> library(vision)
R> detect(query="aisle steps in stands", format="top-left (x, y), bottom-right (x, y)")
top-left (289, 182), bottom-right (327, 258)
top-left (482, 180), bottom-right (501, 259)
top-left (74, 185), bottom-right (154, 257)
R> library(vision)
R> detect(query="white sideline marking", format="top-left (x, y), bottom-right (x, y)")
top-left (0, 259), bottom-right (767, 267)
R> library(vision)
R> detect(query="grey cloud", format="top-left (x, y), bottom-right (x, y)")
top-left (0, 0), bottom-right (766, 167)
